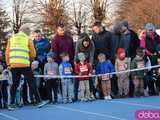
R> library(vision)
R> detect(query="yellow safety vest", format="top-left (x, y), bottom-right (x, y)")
top-left (9, 32), bottom-right (30, 65)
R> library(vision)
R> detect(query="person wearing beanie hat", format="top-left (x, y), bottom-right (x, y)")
top-left (119, 20), bottom-right (139, 59)
top-left (131, 47), bottom-right (149, 97)
top-left (59, 52), bottom-right (74, 103)
top-left (31, 60), bottom-right (42, 93)
top-left (141, 23), bottom-right (160, 57)
top-left (74, 52), bottom-right (93, 102)
top-left (74, 33), bottom-right (95, 101)
top-left (44, 52), bottom-right (59, 104)
top-left (47, 52), bottom-right (55, 59)
top-left (145, 23), bottom-right (155, 32)
top-left (75, 32), bottom-right (95, 64)
top-left (115, 48), bottom-right (131, 97)
top-left (96, 53), bottom-right (115, 100)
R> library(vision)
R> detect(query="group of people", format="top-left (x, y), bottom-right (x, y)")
top-left (0, 21), bottom-right (160, 110)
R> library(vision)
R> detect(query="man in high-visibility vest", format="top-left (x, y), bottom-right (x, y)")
top-left (5, 25), bottom-right (47, 110)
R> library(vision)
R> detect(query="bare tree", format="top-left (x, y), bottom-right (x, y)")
top-left (116, 0), bottom-right (160, 30)
top-left (38, 0), bottom-right (69, 32)
top-left (69, 1), bottom-right (89, 35)
top-left (12, 0), bottom-right (31, 33)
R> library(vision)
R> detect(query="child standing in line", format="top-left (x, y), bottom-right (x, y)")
top-left (15, 74), bottom-right (24, 107)
top-left (115, 48), bottom-right (131, 97)
top-left (0, 68), bottom-right (12, 109)
top-left (59, 52), bottom-right (74, 103)
top-left (75, 52), bottom-right (92, 102)
top-left (96, 53), bottom-right (115, 100)
top-left (44, 52), bottom-right (59, 104)
top-left (131, 47), bottom-right (147, 97)
top-left (31, 60), bottom-right (42, 90)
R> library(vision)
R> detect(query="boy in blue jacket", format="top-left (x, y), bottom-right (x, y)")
top-left (96, 53), bottom-right (115, 100)
top-left (59, 52), bottom-right (73, 103)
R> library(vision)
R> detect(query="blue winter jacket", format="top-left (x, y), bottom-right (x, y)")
top-left (59, 61), bottom-right (72, 76)
top-left (96, 60), bottom-right (115, 74)
top-left (33, 38), bottom-right (51, 63)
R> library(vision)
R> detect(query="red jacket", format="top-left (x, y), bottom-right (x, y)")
top-left (74, 62), bottom-right (92, 81)
top-left (51, 34), bottom-right (75, 64)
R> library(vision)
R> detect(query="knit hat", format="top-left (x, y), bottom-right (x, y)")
top-left (77, 52), bottom-right (86, 61)
top-left (136, 47), bottom-right (145, 57)
top-left (117, 48), bottom-right (125, 56)
top-left (32, 61), bottom-right (39, 69)
top-left (121, 21), bottom-right (129, 28)
top-left (117, 48), bottom-right (125, 60)
top-left (145, 23), bottom-right (155, 31)
top-left (47, 52), bottom-right (55, 59)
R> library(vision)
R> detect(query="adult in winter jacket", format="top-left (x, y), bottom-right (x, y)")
top-left (51, 24), bottom-right (75, 64)
top-left (92, 22), bottom-right (112, 66)
top-left (75, 33), bottom-right (95, 64)
top-left (33, 30), bottom-right (51, 70)
top-left (120, 21), bottom-right (139, 59)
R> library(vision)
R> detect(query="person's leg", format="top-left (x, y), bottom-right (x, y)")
top-left (74, 78), bottom-right (79, 101)
top-left (97, 78), bottom-right (104, 99)
top-left (123, 76), bottom-right (129, 96)
top-left (2, 80), bottom-right (8, 108)
top-left (106, 80), bottom-right (111, 97)
top-left (68, 79), bottom-right (74, 102)
top-left (84, 80), bottom-right (90, 100)
top-left (61, 79), bottom-right (67, 103)
top-left (79, 81), bottom-right (85, 101)
top-left (10, 68), bottom-right (21, 105)
top-left (52, 79), bottom-right (58, 103)
top-left (46, 79), bottom-right (53, 102)
top-left (23, 68), bottom-right (41, 103)
top-left (140, 78), bottom-right (144, 96)
top-left (22, 80), bottom-right (30, 105)
top-left (117, 75), bottom-right (123, 96)
top-left (101, 80), bottom-right (107, 97)
top-left (0, 82), bottom-right (2, 108)
top-left (133, 77), bottom-right (140, 97)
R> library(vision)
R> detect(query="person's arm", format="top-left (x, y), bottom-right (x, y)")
top-left (59, 64), bottom-right (63, 76)
top-left (28, 39), bottom-right (36, 60)
top-left (44, 64), bottom-right (48, 75)
top-left (109, 60), bottom-right (115, 73)
top-left (5, 40), bottom-right (10, 66)
top-left (90, 40), bottom-right (95, 64)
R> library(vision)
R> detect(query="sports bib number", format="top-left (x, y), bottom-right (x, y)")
top-left (80, 65), bottom-right (88, 72)
top-left (102, 75), bottom-right (109, 80)
top-left (64, 67), bottom-right (71, 74)
top-left (137, 61), bottom-right (144, 68)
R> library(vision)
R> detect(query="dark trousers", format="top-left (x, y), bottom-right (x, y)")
top-left (10, 67), bottom-right (41, 105)
top-left (144, 72), bottom-right (156, 95)
top-left (46, 79), bottom-right (58, 102)
top-left (74, 78), bottom-right (79, 101)
top-left (0, 80), bottom-right (8, 107)
top-left (22, 80), bottom-right (29, 103)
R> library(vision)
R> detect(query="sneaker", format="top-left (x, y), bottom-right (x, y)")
top-left (108, 95), bottom-right (112, 100)
top-left (104, 96), bottom-right (109, 100)
top-left (144, 90), bottom-right (149, 97)
top-left (68, 100), bottom-right (73, 103)
top-left (80, 98), bottom-right (87, 102)
top-left (36, 101), bottom-right (49, 108)
top-left (8, 105), bottom-right (16, 111)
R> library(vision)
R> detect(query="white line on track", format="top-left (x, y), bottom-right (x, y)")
top-left (55, 105), bottom-right (127, 120)
top-left (0, 113), bottom-right (20, 120)
top-left (109, 101), bottom-right (160, 109)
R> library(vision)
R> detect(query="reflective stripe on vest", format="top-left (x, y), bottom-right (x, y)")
top-left (9, 32), bottom-right (30, 65)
